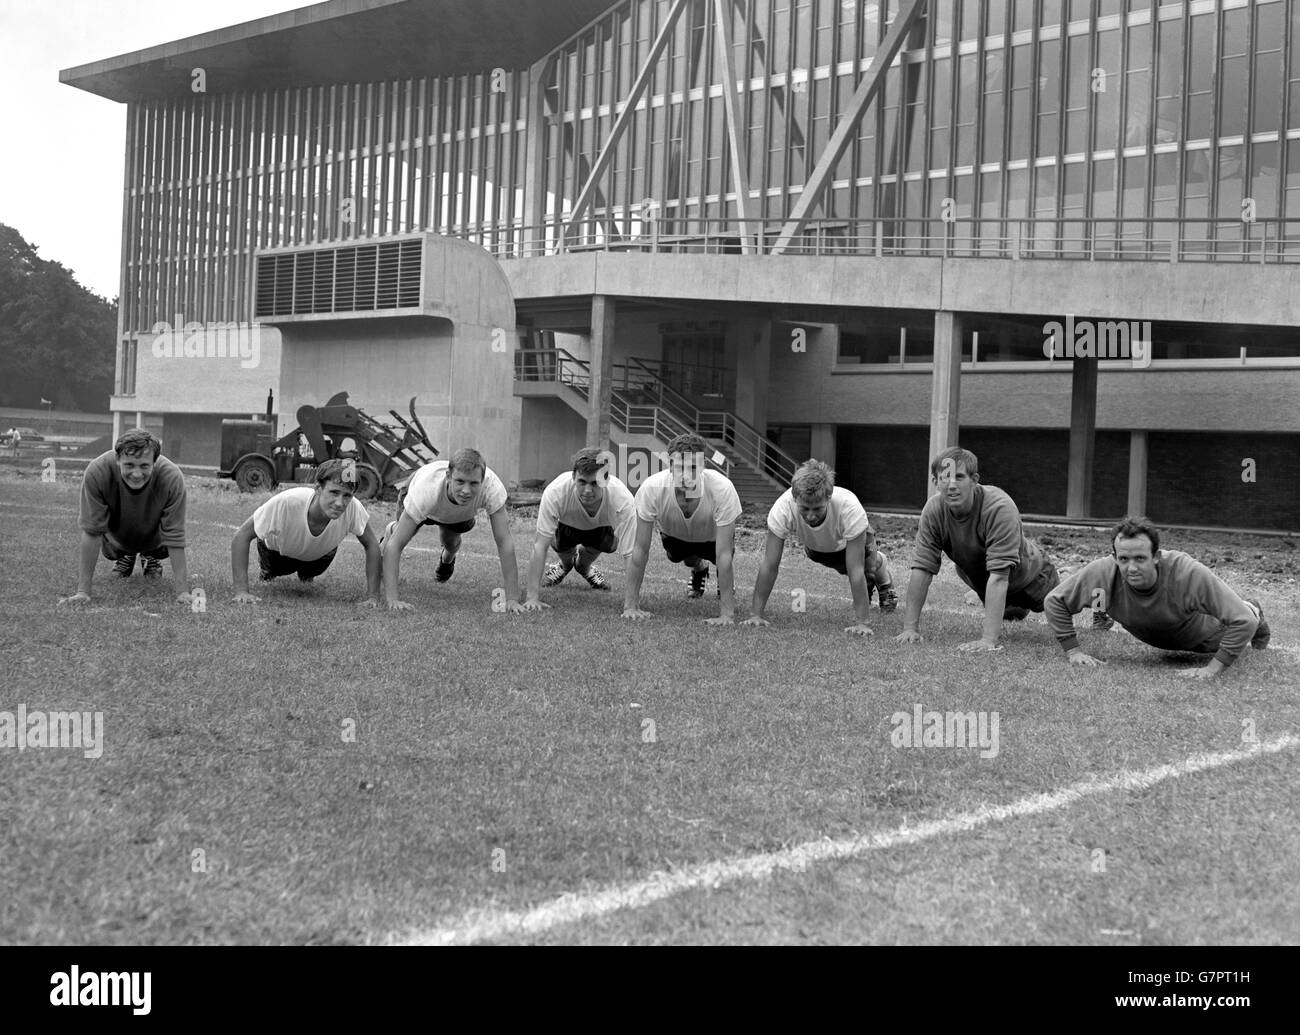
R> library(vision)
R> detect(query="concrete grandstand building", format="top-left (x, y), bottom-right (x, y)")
top-left (62, 0), bottom-right (1300, 530)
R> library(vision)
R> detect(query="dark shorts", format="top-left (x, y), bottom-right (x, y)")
top-left (960, 561), bottom-right (1061, 613)
top-left (554, 523), bottom-right (616, 555)
top-left (257, 539), bottom-right (337, 580)
top-left (661, 535), bottom-right (717, 565)
top-left (101, 536), bottom-right (169, 561)
top-left (395, 486), bottom-right (476, 534)
top-left (804, 546), bottom-right (890, 581)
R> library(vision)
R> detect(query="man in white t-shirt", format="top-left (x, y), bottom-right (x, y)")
top-left (522, 447), bottom-right (637, 610)
top-left (230, 458), bottom-right (382, 604)
top-left (742, 459), bottom-right (896, 636)
top-left (380, 448), bottom-right (525, 612)
top-left (622, 433), bottom-right (741, 624)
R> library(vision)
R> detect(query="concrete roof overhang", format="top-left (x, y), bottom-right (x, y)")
top-left (60, 0), bottom-right (616, 103)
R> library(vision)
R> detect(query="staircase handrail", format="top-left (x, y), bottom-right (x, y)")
top-left (625, 356), bottom-right (798, 488)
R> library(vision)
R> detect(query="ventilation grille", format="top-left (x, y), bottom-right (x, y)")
top-left (255, 239), bottom-right (422, 317)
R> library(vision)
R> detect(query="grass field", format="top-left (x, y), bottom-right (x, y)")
top-left (1, 468), bottom-right (1297, 945)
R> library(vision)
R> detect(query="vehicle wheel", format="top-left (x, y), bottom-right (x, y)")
top-left (234, 456), bottom-right (276, 493)
top-left (352, 462), bottom-right (382, 500)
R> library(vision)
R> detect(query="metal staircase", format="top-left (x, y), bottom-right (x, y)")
top-left (514, 349), bottom-right (795, 508)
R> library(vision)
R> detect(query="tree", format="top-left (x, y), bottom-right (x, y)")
top-left (0, 224), bottom-right (117, 411)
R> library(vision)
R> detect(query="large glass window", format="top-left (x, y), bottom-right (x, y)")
top-left (1155, 17), bottom-right (1183, 144)
top-left (1065, 32), bottom-right (1091, 153)
top-left (1009, 44), bottom-right (1033, 160)
top-left (1253, 2), bottom-right (1285, 135)
top-left (981, 51), bottom-right (1006, 163)
top-left (1038, 38), bottom-right (1063, 157)
top-left (1094, 29), bottom-right (1121, 150)
top-left (1187, 13), bottom-right (1215, 140)
top-left (1124, 23), bottom-right (1151, 147)
top-left (1219, 7), bottom-right (1249, 138)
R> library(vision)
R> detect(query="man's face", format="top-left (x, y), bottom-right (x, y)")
top-left (445, 465), bottom-right (484, 506)
top-left (1114, 535), bottom-right (1159, 591)
top-left (574, 468), bottom-right (607, 508)
top-left (313, 479), bottom-right (355, 520)
top-left (670, 452), bottom-right (703, 499)
top-left (935, 459), bottom-right (978, 515)
top-left (117, 451), bottom-right (156, 491)
top-left (795, 491), bottom-right (830, 528)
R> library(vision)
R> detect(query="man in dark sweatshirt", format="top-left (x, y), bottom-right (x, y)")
top-left (1043, 517), bottom-right (1270, 680)
top-left (895, 446), bottom-right (1060, 653)
top-left (59, 429), bottom-right (192, 605)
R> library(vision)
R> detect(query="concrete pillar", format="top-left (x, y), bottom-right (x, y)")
top-left (927, 310), bottom-right (963, 497)
top-left (112, 411), bottom-right (123, 442)
top-left (1066, 356), bottom-right (1099, 518)
top-left (587, 295), bottom-right (616, 451)
top-left (810, 424), bottom-right (836, 469)
top-left (733, 319), bottom-right (771, 432)
top-left (135, 411), bottom-right (144, 430)
top-left (522, 58), bottom-right (552, 250)
top-left (1127, 430), bottom-right (1149, 517)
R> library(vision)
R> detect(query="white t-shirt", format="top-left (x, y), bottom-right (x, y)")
top-left (634, 469), bottom-right (742, 541)
top-left (767, 486), bottom-right (872, 552)
top-left (403, 460), bottom-right (509, 525)
top-left (536, 472), bottom-right (638, 556)
top-left (253, 486), bottom-right (369, 561)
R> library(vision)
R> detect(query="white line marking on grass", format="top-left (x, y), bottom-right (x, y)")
top-left (394, 734), bottom-right (1299, 946)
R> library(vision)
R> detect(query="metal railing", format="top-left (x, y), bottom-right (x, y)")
top-left (514, 347), bottom-right (804, 486)
top-left (478, 216), bottom-right (1300, 264)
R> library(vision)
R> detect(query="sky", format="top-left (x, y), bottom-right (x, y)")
top-left (0, 0), bottom-right (307, 299)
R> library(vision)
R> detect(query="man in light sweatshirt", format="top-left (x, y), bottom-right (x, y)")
top-left (1043, 517), bottom-right (1270, 680)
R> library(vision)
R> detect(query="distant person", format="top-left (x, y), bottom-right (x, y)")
top-left (895, 446), bottom-right (1060, 653)
top-left (522, 447), bottom-right (637, 610)
top-left (743, 459), bottom-right (896, 637)
top-left (1043, 517), bottom-right (1269, 680)
top-left (230, 459), bottom-right (382, 605)
top-left (59, 429), bottom-right (191, 605)
top-left (8, 427), bottom-right (20, 457)
top-left (622, 433), bottom-right (741, 624)
top-left (380, 450), bottom-right (525, 612)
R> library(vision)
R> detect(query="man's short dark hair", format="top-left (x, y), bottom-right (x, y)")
top-left (571, 447), bottom-right (610, 478)
top-left (1111, 516), bottom-right (1161, 556)
top-left (314, 458), bottom-right (355, 488)
top-left (930, 446), bottom-right (979, 481)
top-left (664, 433), bottom-right (710, 459)
top-left (448, 447), bottom-right (487, 479)
top-left (114, 429), bottom-right (161, 461)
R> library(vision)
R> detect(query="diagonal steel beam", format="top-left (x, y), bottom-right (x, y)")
top-left (770, 0), bottom-right (927, 255)
top-left (561, 0), bottom-right (692, 241)
top-left (713, 0), bottom-right (758, 253)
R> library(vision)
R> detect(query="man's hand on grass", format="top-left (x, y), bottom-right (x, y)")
top-left (957, 638), bottom-right (1002, 653)
top-left (704, 614), bottom-right (734, 626)
top-left (501, 600), bottom-right (527, 615)
top-left (58, 593), bottom-right (91, 607)
top-left (386, 599), bottom-right (415, 612)
top-left (1067, 650), bottom-right (1106, 667)
top-left (621, 608), bottom-right (653, 621)
top-left (521, 600), bottom-right (551, 613)
top-left (356, 597), bottom-right (382, 609)
top-left (175, 591), bottom-right (194, 605)
top-left (894, 629), bottom-right (923, 645)
top-left (233, 591), bottom-right (259, 605)
top-left (845, 623), bottom-right (874, 637)
top-left (740, 615), bottom-right (769, 628)
top-left (1177, 666), bottom-right (1218, 681)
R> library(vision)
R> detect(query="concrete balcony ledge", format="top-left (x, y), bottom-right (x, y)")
top-left (501, 251), bottom-right (1300, 327)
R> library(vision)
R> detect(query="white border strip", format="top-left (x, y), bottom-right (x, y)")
top-left (395, 734), bottom-right (1299, 946)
